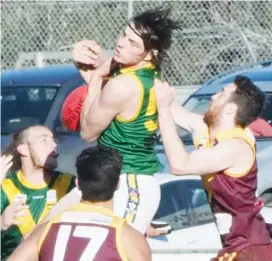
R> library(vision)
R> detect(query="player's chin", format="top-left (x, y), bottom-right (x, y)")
top-left (44, 158), bottom-right (58, 170)
top-left (113, 54), bottom-right (123, 64)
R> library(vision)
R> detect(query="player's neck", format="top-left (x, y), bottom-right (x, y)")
top-left (81, 199), bottom-right (113, 211)
top-left (209, 121), bottom-right (236, 140)
top-left (21, 163), bottom-right (49, 185)
top-left (122, 60), bottom-right (153, 70)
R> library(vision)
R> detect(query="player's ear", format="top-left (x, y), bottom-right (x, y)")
top-left (17, 144), bottom-right (29, 157)
top-left (143, 49), bottom-right (158, 62)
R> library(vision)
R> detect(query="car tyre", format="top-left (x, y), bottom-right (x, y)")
top-left (261, 191), bottom-right (272, 207)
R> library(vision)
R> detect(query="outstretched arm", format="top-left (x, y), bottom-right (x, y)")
top-left (155, 81), bottom-right (253, 176)
top-left (171, 101), bottom-right (206, 138)
top-left (80, 59), bottom-right (130, 142)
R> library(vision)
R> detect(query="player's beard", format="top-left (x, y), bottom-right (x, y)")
top-left (29, 147), bottom-right (58, 171)
top-left (203, 106), bottom-right (221, 128)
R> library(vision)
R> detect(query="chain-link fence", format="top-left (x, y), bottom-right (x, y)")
top-left (1, 1), bottom-right (272, 85)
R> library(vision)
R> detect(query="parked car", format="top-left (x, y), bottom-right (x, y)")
top-left (1, 64), bottom-right (92, 168)
top-left (149, 174), bottom-right (222, 251)
top-left (1, 61), bottom-right (272, 256)
top-left (150, 174), bottom-right (271, 261)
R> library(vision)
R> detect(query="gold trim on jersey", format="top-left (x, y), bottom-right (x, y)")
top-left (69, 203), bottom-right (116, 217)
top-left (194, 127), bottom-right (256, 199)
top-left (52, 174), bottom-right (73, 199)
top-left (38, 202), bottom-right (128, 259)
top-left (1, 179), bottom-right (36, 235)
top-left (193, 129), bottom-right (215, 200)
top-left (218, 251), bottom-right (237, 261)
top-left (116, 220), bottom-right (129, 261)
top-left (193, 129), bottom-right (209, 148)
top-left (38, 215), bottom-right (61, 252)
top-left (144, 86), bottom-right (158, 132)
top-left (119, 62), bottom-right (155, 74)
top-left (116, 73), bottom-right (144, 122)
top-left (17, 170), bottom-right (49, 189)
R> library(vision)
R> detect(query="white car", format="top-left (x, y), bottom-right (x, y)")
top-left (149, 174), bottom-right (272, 260)
top-left (149, 174), bottom-right (222, 250)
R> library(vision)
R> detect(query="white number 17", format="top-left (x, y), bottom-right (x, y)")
top-left (53, 225), bottom-right (109, 261)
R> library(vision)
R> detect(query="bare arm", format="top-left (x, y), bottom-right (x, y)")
top-left (1, 155), bottom-right (13, 183)
top-left (23, 188), bottom-right (81, 239)
top-left (171, 102), bottom-right (207, 138)
top-left (80, 71), bottom-right (130, 142)
top-left (155, 81), bottom-right (253, 176)
top-left (7, 222), bottom-right (48, 261)
top-left (122, 224), bottom-right (151, 261)
top-left (159, 107), bottom-right (253, 175)
top-left (42, 187), bottom-right (81, 223)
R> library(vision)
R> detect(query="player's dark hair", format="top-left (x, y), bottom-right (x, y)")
top-left (130, 6), bottom-right (180, 68)
top-left (2, 127), bottom-right (32, 172)
top-left (229, 75), bottom-right (265, 128)
top-left (76, 145), bottom-right (122, 202)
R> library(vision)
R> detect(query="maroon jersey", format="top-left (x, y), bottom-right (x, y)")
top-left (38, 203), bottom-right (128, 261)
top-left (208, 127), bottom-right (271, 253)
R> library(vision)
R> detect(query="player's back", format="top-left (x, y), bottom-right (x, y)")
top-left (38, 203), bottom-right (128, 261)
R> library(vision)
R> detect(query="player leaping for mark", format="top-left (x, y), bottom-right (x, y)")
top-left (48, 7), bottom-right (180, 234)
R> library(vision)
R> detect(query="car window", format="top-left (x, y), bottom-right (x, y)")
top-left (153, 179), bottom-right (214, 231)
top-left (153, 181), bottom-right (191, 231)
top-left (1, 86), bottom-right (59, 134)
top-left (183, 180), bottom-right (215, 226)
top-left (178, 95), bottom-right (211, 140)
top-left (262, 93), bottom-right (272, 125)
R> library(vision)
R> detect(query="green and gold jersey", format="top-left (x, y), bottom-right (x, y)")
top-left (0, 170), bottom-right (75, 260)
top-left (98, 63), bottom-right (163, 175)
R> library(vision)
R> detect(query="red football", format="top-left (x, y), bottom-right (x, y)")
top-left (61, 85), bottom-right (88, 132)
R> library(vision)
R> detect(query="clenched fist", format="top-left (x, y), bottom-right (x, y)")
top-left (72, 40), bottom-right (106, 69)
top-left (154, 80), bottom-right (175, 109)
top-left (1, 203), bottom-right (27, 230)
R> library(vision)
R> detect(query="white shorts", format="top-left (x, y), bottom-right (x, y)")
top-left (113, 174), bottom-right (161, 234)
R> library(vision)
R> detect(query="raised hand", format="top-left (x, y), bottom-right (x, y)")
top-left (72, 40), bottom-right (106, 69)
top-left (1, 155), bottom-right (13, 183)
top-left (93, 57), bottom-right (116, 78)
top-left (1, 202), bottom-right (27, 230)
top-left (154, 79), bottom-right (175, 109)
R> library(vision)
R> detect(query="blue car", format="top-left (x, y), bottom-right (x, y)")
top-left (1, 61), bottom-right (272, 255)
top-left (1, 61), bottom-right (272, 203)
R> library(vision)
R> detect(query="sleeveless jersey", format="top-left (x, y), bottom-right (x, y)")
top-left (98, 63), bottom-right (163, 175)
top-left (194, 130), bottom-right (215, 200)
top-left (39, 203), bottom-right (128, 261)
top-left (196, 127), bottom-right (270, 252)
top-left (1, 170), bottom-right (75, 260)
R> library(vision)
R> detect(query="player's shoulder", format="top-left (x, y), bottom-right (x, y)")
top-left (109, 73), bottom-right (140, 89)
top-left (51, 171), bottom-right (73, 179)
top-left (121, 222), bottom-right (145, 241)
top-left (49, 171), bottom-right (75, 187)
top-left (2, 171), bottom-right (18, 187)
top-left (121, 223), bottom-right (151, 260)
top-left (103, 74), bottom-right (138, 101)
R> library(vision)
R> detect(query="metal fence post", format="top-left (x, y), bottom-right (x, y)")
top-left (127, 0), bottom-right (134, 20)
top-left (2, 1), bottom-right (272, 85)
